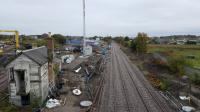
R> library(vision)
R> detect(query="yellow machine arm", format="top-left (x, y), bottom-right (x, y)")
top-left (0, 30), bottom-right (20, 49)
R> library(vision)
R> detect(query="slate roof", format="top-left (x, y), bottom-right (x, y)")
top-left (22, 46), bottom-right (48, 65)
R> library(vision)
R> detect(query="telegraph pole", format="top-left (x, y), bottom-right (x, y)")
top-left (83, 0), bottom-right (86, 55)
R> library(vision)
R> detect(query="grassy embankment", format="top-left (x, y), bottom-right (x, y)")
top-left (147, 45), bottom-right (200, 68)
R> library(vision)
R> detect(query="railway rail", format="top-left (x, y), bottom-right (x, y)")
top-left (117, 46), bottom-right (172, 112)
top-left (96, 43), bottom-right (174, 112)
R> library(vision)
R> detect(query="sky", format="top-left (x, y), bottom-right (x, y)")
top-left (1, 0), bottom-right (200, 37)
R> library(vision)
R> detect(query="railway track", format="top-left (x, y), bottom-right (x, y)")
top-left (97, 43), bottom-right (174, 112)
top-left (100, 47), bottom-right (116, 112)
top-left (117, 46), bottom-right (172, 112)
top-left (92, 50), bottom-right (115, 112)
top-left (113, 47), bottom-right (132, 112)
top-left (114, 47), bottom-right (149, 112)
top-left (122, 50), bottom-right (175, 111)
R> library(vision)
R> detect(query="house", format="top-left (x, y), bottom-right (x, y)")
top-left (176, 39), bottom-right (187, 45)
top-left (66, 40), bottom-right (83, 46)
top-left (156, 37), bottom-right (176, 44)
top-left (85, 39), bottom-right (99, 46)
top-left (29, 35), bottom-right (38, 39)
top-left (6, 46), bottom-right (49, 106)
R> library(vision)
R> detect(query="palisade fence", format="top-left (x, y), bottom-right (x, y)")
top-left (0, 68), bottom-right (8, 92)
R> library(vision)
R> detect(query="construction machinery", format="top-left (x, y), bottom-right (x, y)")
top-left (0, 30), bottom-right (20, 53)
top-left (0, 49), bottom-right (2, 55)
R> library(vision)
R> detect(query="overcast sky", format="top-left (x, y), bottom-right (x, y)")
top-left (1, 0), bottom-right (200, 37)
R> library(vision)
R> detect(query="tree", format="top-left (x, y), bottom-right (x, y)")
top-left (130, 40), bottom-right (137, 51)
top-left (135, 32), bottom-right (148, 55)
top-left (103, 36), bottom-right (112, 44)
top-left (114, 37), bottom-right (123, 43)
top-left (168, 56), bottom-right (186, 77)
top-left (52, 34), bottom-right (66, 45)
top-left (124, 36), bottom-right (130, 41)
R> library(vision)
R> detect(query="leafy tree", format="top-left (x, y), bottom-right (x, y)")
top-left (135, 32), bottom-right (148, 55)
top-left (130, 40), bottom-right (137, 51)
top-left (114, 37), bottom-right (123, 44)
top-left (91, 36), bottom-right (100, 40)
top-left (103, 36), bottom-right (112, 44)
top-left (124, 36), bottom-right (130, 41)
top-left (52, 34), bottom-right (66, 45)
top-left (186, 40), bottom-right (197, 45)
top-left (36, 39), bottom-right (47, 47)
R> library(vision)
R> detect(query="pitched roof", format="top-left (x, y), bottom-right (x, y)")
top-left (22, 46), bottom-right (48, 65)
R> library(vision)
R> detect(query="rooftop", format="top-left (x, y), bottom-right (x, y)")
top-left (22, 46), bottom-right (48, 65)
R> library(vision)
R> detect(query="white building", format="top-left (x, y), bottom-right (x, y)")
top-left (6, 46), bottom-right (49, 106)
top-left (84, 45), bottom-right (93, 56)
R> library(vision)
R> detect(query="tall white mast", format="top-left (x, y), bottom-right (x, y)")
top-left (83, 0), bottom-right (86, 54)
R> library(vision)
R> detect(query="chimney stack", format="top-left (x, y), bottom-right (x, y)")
top-left (47, 32), bottom-right (54, 61)
top-left (47, 32), bottom-right (55, 87)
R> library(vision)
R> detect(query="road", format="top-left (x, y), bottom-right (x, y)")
top-left (98, 43), bottom-right (174, 112)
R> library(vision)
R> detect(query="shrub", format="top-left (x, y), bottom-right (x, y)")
top-left (122, 41), bottom-right (129, 47)
top-left (168, 56), bottom-right (186, 77)
top-left (159, 79), bottom-right (170, 91)
top-left (189, 73), bottom-right (200, 85)
top-left (53, 64), bottom-right (60, 76)
top-left (30, 94), bottom-right (42, 109)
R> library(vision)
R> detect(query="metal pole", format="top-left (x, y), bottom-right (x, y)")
top-left (83, 0), bottom-right (86, 55)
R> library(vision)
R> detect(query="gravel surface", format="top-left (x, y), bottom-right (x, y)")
top-left (98, 43), bottom-right (174, 112)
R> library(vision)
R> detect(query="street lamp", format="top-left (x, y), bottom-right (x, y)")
top-left (83, 0), bottom-right (86, 55)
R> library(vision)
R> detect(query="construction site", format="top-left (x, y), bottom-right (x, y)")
top-left (0, 29), bottom-right (109, 111)
top-left (0, 30), bottom-right (197, 112)
top-left (2, 28), bottom-right (200, 112)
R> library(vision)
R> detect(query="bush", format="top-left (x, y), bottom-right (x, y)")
top-left (122, 41), bottom-right (129, 47)
top-left (0, 103), bottom-right (18, 112)
top-left (159, 79), bottom-right (170, 91)
top-left (168, 56), bottom-right (186, 77)
top-left (189, 73), bottom-right (200, 85)
top-left (53, 64), bottom-right (60, 76)
top-left (30, 95), bottom-right (42, 109)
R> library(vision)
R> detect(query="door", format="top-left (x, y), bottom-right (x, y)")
top-left (21, 93), bottom-right (30, 105)
top-left (25, 70), bottom-right (30, 94)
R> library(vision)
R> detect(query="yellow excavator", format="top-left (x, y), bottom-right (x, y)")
top-left (0, 30), bottom-right (20, 54)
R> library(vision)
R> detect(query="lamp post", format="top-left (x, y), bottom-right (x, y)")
top-left (83, 0), bottom-right (86, 55)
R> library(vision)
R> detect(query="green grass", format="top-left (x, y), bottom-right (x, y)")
top-left (147, 45), bottom-right (200, 68)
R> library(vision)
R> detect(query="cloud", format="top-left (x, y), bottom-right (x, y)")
top-left (0, 0), bottom-right (200, 36)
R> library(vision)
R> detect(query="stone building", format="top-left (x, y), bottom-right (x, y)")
top-left (6, 46), bottom-right (49, 106)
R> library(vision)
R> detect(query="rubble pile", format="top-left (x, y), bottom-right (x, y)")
top-left (46, 44), bottom-right (110, 111)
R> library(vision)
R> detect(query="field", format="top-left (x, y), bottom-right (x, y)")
top-left (147, 44), bottom-right (200, 68)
